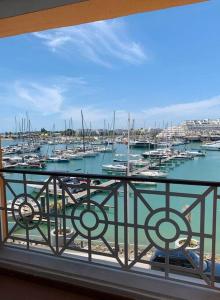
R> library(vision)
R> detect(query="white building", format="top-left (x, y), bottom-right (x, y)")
top-left (183, 119), bottom-right (220, 131)
top-left (158, 119), bottom-right (220, 139)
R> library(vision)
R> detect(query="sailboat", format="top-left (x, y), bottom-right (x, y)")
top-left (80, 110), bottom-right (98, 157)
top-left (102, 112), bottom-right (127, 173)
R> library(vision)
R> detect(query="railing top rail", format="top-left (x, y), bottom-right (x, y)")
top-left (1, 168), bottom-right (220, 187)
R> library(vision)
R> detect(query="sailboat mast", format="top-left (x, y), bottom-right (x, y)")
top-left (64, 119), bottom-right (67, 149)
top-left (0, 134), bottom-right (7, 239)
top-left (112, 111), bottom-right (116, 148)
top-left (71, 117), bottom-right (73, 137)
top-left (81, 110), bottom-right (85, 152)
top-left (127, 113), bottom-right (131, 259)
top-left (15, 116), bottom-right (17, 137)
top-left (127, 113), bottom-right (131, 176)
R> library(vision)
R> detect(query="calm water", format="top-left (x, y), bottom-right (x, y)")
top-left (3, 139), bottom-right (220, 181)
top-left (2, 140), bottom-right (220, 254)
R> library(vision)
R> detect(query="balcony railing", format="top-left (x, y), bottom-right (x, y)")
top-left (0, 169), bottom-right (220, 290)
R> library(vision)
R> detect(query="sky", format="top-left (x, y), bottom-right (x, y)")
top-left (0, 0), bottom-right (220, 131)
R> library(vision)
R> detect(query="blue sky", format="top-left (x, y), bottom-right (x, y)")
top-left (0, 1), bottom-right (220, 131)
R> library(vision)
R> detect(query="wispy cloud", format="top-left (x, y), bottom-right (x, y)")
top-left (142, 96), bottom-right (220, 121)
top-left (0, 76), bottom-right (87, 116)
top-left (1, 76), bottom-right (220, 129)
top-left (33, 20), bottom-right (147, 67)
top-left (60, 95), bottom-right (220, 128)
top-left (14, 82), bottom-right (63, 115)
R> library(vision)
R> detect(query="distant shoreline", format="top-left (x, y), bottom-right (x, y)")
top-left (1, 137), bottom-right (13, 140)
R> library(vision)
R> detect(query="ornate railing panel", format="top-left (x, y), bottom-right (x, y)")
top-left (0, 169), bottom-right (220, 289)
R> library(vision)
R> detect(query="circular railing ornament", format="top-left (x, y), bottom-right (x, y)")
top-left (144, 208), bottom-right (192, 251)
top-left (71, 200), bottom-right (108, 240)
top-left (11, 194), bottom-right (42, 230)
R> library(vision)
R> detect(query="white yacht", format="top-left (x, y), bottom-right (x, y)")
top-left (139, 170), bottom-right (167, 178)
top-left (81, 151), bottom-right (98, 157)
top-left (65, 153), bottom-right (83, 160)
top-left (201, 142), bottom-right (220, 151)
top-left (130, 140), bottom-right (157, 149)
top-left (102, 164), bottom-right (127, 173)
top-left (185, 150), bottom-right (206, 157)
top-left (47, 156), bottom-right (69, 163)
top-left (142, 150), bottom-right (169, 159)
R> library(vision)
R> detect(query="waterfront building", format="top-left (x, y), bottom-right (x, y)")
top-left (158, 119), bottom-right (220, 141)
top-left (157, 125), bottom-right (186, 139)
top-left (183, 119), bottom-right (220, 132)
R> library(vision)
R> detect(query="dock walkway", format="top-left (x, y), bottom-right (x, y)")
top-left (67, 180), bottom-right (118, 204)
top-left (130, 156), bottom-right (175, 176)
top-left (28, 180), bottom-right (118, 203)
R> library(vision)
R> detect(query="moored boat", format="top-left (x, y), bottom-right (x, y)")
top-left (102, 164), bottom-right (127, 172)
top-left (138, 170), bottom-right (167, 178)
top-left (201, 142), bottom-right (220, 151)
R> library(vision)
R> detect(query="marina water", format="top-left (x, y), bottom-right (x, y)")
top-left (2, 140), bottom-right (220, 255)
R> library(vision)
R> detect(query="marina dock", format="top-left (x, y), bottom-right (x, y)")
top-left (67, 179), bottom-right (119, 204)
top-left (28, 179), bottom-right (119, 204)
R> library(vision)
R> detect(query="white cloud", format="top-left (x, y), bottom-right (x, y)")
top-left (142, 96), bottom-right (220, 121)
top-left (60, 95), bottom-right (220, 128)
top-left (1, 75), bottom-right (220, 130)
top-left (0, 76), bottom-right (89, 118)
top-left (33, 20), bottom-right (147, 67)
top-left (14, 82), bottom-right (64, 115)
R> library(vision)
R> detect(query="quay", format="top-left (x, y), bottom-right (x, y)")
top-left (67, 179), bottom-right (119, 204)
top-left (28, 179), bottom-right (119, 203)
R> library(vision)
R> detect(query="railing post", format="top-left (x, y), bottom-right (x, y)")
top-left (0, 136), bottom-right (7, 243)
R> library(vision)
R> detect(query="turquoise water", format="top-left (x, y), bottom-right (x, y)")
top-left (3, 139), bottom-right (220, 181)
top-left (2, 140), bottom-right (220, 254)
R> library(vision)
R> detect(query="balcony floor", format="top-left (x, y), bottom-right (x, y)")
top-left (0, 268), bottom-right (133, 300)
